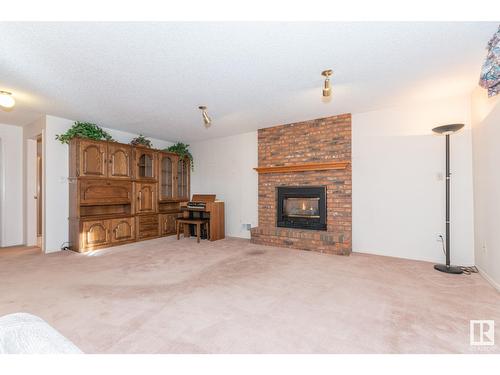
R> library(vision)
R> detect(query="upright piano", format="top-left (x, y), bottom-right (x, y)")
top-left (181, 194), bottom-right (225, 241)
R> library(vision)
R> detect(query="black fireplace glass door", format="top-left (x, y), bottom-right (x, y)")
top-left (277, 186), bottom-right (327, 230)
top-left (283, 197), bottom-right (320, 218)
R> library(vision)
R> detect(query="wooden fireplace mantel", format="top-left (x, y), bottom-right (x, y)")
top-left (253, 161), bottom-right (350, 174)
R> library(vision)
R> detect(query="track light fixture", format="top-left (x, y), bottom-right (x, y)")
top-left (0, 91), bottom-right (15, 109)
top-left (198, 106), bottom-right (212, 128)
top-left (321, 69), bottom-right (333, 97)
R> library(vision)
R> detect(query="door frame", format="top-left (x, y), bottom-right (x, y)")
top-left (25, 132), bottom-right (45, 251)
top-left (25, 138), bottom-right (37, 246)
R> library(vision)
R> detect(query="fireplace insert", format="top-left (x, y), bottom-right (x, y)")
top-left (276, 186), bottom-right (326, 230)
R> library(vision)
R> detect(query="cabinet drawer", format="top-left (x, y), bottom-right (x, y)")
top-left (137, 214), bottom-right (158, 224)
top-left (80, 180), bottom-right (132, 205)
top-left (138, 229), bottom-right (158, 239)
top-left (136, 214), bottom-right (159, 240)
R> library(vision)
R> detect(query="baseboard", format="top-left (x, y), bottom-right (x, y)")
top-left (476, 265), bottom-right (500, 293)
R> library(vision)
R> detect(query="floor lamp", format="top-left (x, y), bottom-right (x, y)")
top-left (432, 123), bottom-right (464, 274)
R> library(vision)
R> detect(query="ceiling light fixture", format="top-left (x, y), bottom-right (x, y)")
top-left (321, 69), bottom-right (333, 97)
top-left (0, 91), bottom-right (15, 109)
top-left (198, 106), bottom-right (212, 128)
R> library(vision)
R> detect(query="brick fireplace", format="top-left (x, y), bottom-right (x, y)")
top-left (250, 113), bottom-right (352, 255)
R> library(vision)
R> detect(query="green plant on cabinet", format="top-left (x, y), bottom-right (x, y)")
top-left (165, 142), bottom-right (194, 171)
top-left (55, 122), bottom-right (114, 144)
top-left (130, 134), bottom-right (153, 148)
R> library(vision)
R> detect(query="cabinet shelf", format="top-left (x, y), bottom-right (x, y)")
top-left (79, 213), bottom-right (134, 221)
top-left (159, 198), bottom-right (188, 203)
top-left (159, 209), bottom-right (182, 214)
top-left (80, 201), bottom-right (131, 206)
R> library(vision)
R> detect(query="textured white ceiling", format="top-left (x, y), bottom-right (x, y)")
top-left (0, 22), bottom-right (497, 141)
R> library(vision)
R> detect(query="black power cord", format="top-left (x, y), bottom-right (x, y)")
top-left (437, 235), bottom-right (478, 275)
top-left (60, 241), bottom-right (71, 251)
top-left (460, 265), bottom-right (479, 275)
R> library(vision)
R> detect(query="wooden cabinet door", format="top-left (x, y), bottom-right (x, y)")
top-left (110, 217), bottom-right (135, 243)
top-left (176, 157), bottom-right (190, 200)
top-left (135, 148), bottom-right (157, 180)
top-left (108, 144), bottom-right (133, 179)
top-left (81, 220), bottom-right (110, 250)
top-left (159, 153), bottom-right (176, 200)
top-left (136, 182), bottom-right (157, 214)
top-left (79, 140), bottom-right (107, 178)
top-left (159, 213), bottom-right (177, 236)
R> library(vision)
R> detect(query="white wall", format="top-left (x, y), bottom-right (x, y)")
top-left (191, 131), bottom-right (258, 239)
top-left (43, 115), bottom-right (174, 252)
top-left (471, 88), bottom-right (500, 290)
top-left (101, 128), bottom-right (173, 149)
top-left (352, 95), bottom-right (475, 265)
top-left (0, 123), bottom-right (24, 247)
top-left (190, 96), bottom-right (476, 265)
top-left (44, 116), bottom-right (74, 252)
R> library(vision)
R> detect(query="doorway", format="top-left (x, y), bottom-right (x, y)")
top-left (25, 135), bottom-right (43, 249)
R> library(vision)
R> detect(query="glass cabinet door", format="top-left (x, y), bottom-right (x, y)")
top-left (177, 158), bottom-right (189, 199)
top-left (160, 156), bottom-right (173, 199)
top-left (138, 153), bottom-right (153, 178)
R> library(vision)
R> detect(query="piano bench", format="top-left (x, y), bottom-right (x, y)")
top-left (176, 218), bottom-right (210, 243)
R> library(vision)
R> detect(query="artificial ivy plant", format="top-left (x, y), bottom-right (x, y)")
top-left (55, 121), bottom-right (114, 144)
top-left (165, 142), bottom-right (194, 171)
top-left (130, 134), bottom-right (153, 148)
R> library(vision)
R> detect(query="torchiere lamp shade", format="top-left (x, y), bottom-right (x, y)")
top-left (432, 124), bottom-right (464, 134)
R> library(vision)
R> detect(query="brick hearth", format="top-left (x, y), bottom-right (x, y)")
top-left (250, 113), bottom-right (352, 255)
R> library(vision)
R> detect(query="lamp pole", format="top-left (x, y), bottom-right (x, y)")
top-left (432, 124), bottom-right (464, 274)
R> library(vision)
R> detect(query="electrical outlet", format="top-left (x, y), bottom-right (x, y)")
top-left (436, 234), bottom-right (444, 242)
top-left (482, 242), bottom-right (487, 254)
top-left (242, 223), bottom-right (252, 231)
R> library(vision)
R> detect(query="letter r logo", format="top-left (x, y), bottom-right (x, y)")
top-left (470, 320), bottom-right (495, 346)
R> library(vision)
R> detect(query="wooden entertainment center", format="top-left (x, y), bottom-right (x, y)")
top-left (68, 137), bottom-right (191, 252)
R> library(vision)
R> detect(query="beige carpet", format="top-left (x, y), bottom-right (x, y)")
top-left (0, 237), bottom-right (498, 353)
